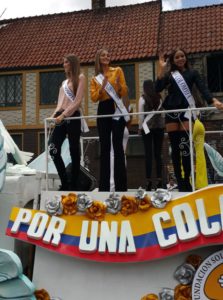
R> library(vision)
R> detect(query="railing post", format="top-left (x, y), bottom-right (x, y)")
top-left (189, 110), bottom-right (195, 191)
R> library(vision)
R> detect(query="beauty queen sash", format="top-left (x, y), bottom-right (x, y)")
top-left (95, 74), bottom-right (130, 122)
top-left (171, 71), bottom-right (198, 120)
top-left (142, 99), bottom-right (162, 134)
top-left (63, 80), bottom-right (89, 132)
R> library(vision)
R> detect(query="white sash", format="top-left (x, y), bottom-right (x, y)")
top-left (142, 99), bottom-right (162, 134)
top-left (171, 71), bottom-right (198, 120)
top-left (95, 74), bottom-right (130, 122)
top-left (63, 80), bottom-right (89, 133)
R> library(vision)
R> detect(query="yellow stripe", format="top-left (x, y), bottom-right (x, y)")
top-left (9, 185), bottom-right (223, 237)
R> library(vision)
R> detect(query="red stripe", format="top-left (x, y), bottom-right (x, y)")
top-left (6, 228), bottom-right (223, 263)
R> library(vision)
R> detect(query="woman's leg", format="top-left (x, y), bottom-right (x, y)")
top-left (153, 128), bottom-right (164, 187)
top-left (49, 123), bottom-right (68, 189)
top-left (112, 117), bottom-right (127, 191)
top-left (97, 100), bottom-right (113, 191)
top-left (66, 112), bottom-right (81, 190)
top-left (142, 131), bottom-right (153, 190)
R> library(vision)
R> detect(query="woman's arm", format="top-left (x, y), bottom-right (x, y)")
top-left (155, 56), bottom-right (169, 92)
top-left (90, 76), bottom-right (106, 102)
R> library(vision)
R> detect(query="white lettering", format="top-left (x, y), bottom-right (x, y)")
top-left (27, 212), bottom-right (49, 239)
top-left (11, 208), bottom-right (32, 233)
top-left (152, 211), bottom-right (177, 248)
top-left (79, 221), bottom-right (98, 253)
top-left (98, 221), bottom-right (118, 253)
top-left (172, 203), bottom-right (199, 241)
top-left (43, 216), bottom-right (66, 246)
top-left (118, 221), bottom-right (136, 253)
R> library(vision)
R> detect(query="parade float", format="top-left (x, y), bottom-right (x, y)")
top-left (0, 110), bottom-right (223, 300)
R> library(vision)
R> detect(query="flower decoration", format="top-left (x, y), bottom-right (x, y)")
top-left (120, 195), bottom-right (138, 216)
top-left (135, 187), bottom-right (147, 200)
top-left (45, 196), bottom-right (63, 216)
top-left (77, 193), bottom-right (93, 212)
top-left (174, 263), bottom-right (196, 285)
top-left (151, 188), bottom-right (171, 208)
top-left (138, 195), bottom-right (152, 211)
top-left (86, 200), bottom-right (106, 221)
top-left (105, 193), bottom-right (121, 214)
top-left (186, 254), bottom-right (202, 269)
top-left (34, 288), bottom-right (50, 300)
top-left (174, 284), bottom-right (192, 300)
top-left (159, 288), bottom-right (174, 300)
top-left (141, 294), bottom-right (159, 300)
top-left (61, 193), bottom-right (77, 215)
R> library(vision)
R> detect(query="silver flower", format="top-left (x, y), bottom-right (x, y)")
top-left (174, 263), bottom-right (196, 285)
top-left (151, 188), bottom-right (172, 208)
top-left (105, 193), bottom-right (121, 214)
top-left (135, 187), bottom-right (147, 200)
top-left (159, 288), bottom-right (174, 300)
top-left (77, 193), bottom-right (93, 212)
top-left (45, 196), bottom-right (63, 216)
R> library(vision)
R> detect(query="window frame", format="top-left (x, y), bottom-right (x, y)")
top-left (0, 72), bottom-right (23, 108)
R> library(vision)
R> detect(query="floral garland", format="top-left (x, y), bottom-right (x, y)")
top-left (34, 288), bottom-right (61, 300)
top-left (45, 188), bottom-right (172, 221)
top-left (140, 254), bottom-right (203, 300)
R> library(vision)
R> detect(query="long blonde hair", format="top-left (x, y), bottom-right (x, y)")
top-left (94, 48), bottom-right (109, 75)
top-left (64, 54), bottom-right (80, 95)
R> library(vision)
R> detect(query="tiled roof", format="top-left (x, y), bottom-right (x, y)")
top-left (0, 1), bottom-right (160, 70)
top-left (158, 4), bottom-right (223, 55)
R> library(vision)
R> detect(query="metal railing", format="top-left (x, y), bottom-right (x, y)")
top-left (44, 106), bottom-right (223, 191)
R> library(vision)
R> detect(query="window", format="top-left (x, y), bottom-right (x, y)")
top-left (40, 71), bottom-right (65, 105)
top-left (0, 74), bottom-right (22, 107)
top-left (11, 133), bottom-right (23, 150)
top-left (120, 64), bottom-right (136, 100)
top-left (207, 55), bottom-right (223, 93)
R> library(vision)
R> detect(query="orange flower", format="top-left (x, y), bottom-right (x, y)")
top-left (121, 195), bottom-right (138, 216)
top-left (138, 195), bottom-right (152, 211)
top-left (86, 200), bottom-right (106, 221)
top-left (186, 254), bottom-right (202, 269)
top-left (34, 289), bottom-right (50, 300)
top-left (141, 294), bottom-right (159, 300)
top-left (174, 284), bottom-right (192, 300)
top-left (61, 193), bottom-right (77, 215)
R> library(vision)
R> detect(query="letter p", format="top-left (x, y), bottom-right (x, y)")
top-left (11, 208), bottom-right (32, 233)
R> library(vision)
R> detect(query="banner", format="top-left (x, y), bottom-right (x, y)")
top-left (6, 185), bottom-right (223, 263)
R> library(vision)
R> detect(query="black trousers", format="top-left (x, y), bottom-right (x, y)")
top-left (142, 128), bottom-right (164, 179)
top-left (97, 99), bottom-right (127, 191)
top-left (49, 111), bottom-right (81, 189)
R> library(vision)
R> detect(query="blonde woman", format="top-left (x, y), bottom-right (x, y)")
top-left (90, 49), bottom-right (128, 191)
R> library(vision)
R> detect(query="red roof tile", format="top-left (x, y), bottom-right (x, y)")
top-left (0, 1), bottom-right (160, 70)
top-left (158, 4), bottom-right (223, 55)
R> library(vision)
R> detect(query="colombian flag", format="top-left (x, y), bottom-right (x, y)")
top-left (6, 185), bottom-right (223, 263)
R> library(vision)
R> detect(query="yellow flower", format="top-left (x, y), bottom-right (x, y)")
top-left (141, 294), bottom-right (159, 300)
top-left (121, 195), bottom-right (138, 216)
top-left (86, 200), bottom-right (106, 221)
top-left (34, 288), bottom-right (50, 300)
top-left (138, 195), bottom-right (152, 211)
top-left (186, 254), bottom-right (202, 269)
top-left (61, 193), bottom-right (77, 215)
top-left (174, 284), bottom-right (192, 300)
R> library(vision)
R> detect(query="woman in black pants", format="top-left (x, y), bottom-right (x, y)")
top-left (90, 48), bottom-right (128, 191)
top-left (138, 80), bottom-right (165, 191)
top-left (49, 54), bottom-right (85, 191)
top-left (156, 49), bottom-right (223, 191)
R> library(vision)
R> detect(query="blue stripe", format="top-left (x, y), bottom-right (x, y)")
top-left (8, 214), bottom-right (223, 248)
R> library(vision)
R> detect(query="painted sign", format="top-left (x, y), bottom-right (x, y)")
top-left (192, 249), bottom-right (223, 300)
top-left (6, 185), bottom-right (223, 262)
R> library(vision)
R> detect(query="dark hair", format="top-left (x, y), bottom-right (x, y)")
top-left (143, 80), bottom-right (160, 111)
top-left (168, 48), bottom-right (190, 72)
top-left (64, 54), bottom-right (80, 95)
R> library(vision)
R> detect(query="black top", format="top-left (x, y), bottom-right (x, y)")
top-left (155, 69), bottom-right (213, 110)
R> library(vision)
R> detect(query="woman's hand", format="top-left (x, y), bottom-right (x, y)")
top-left (55, 113), bottom-right (65, 124)
top-left (212, 98), bottom-right (223, 110)
top-left (99, 76), bottom-right (108, 94)
top-left (158, 55), bottom-right (168, 79)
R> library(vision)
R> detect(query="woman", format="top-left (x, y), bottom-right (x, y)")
top-left (49, 54), bottom-right (85, 191)
top-left (138, 80), bottom-right (165, 191)
top-left (90, 48), bottom-right (128, 191)
top-left (156, 49), bottom-right (223, 191)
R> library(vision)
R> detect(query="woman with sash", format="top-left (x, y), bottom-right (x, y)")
top-left (49, 54), bottom-right (87, 191)
top-left (138, 79), bottom-right (165, 191)
top-left (90, 48), bottom-right (128, 191)
top-left (156, 49), bottom-right (223, 191)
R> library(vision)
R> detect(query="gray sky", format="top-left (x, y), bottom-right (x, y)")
top-left (1, 0), bottom-right (223, 19)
